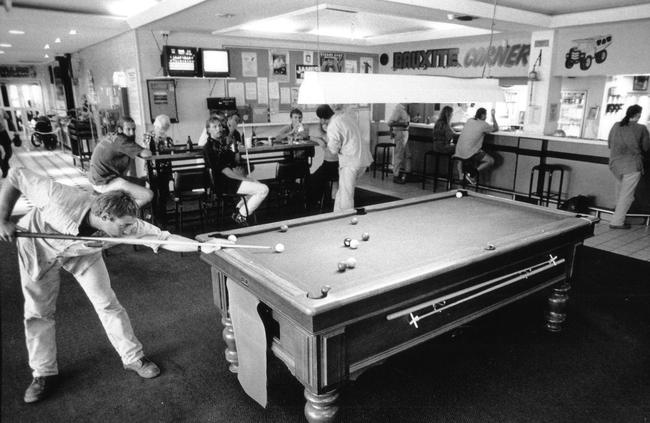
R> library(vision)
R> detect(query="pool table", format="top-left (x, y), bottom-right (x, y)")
top-left (197, 191), bottom-right (598, 422)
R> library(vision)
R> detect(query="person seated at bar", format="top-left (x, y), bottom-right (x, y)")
top-left (454, 108), bottom-right (498, 185)
top-left (276, 108), bottom-right (309, 142)
top-left (88, 117), bottom-right (153, 207)
top-left (307, 121), bottom-right (339, 210)
top-left (198, 110), bottom-right (226, 147)
top-left (202, 117), bottom-right (268, 226)
top-left (144, 114), bottom-right (174, 154)
top-left (432, 106), bottom-right (457, 154)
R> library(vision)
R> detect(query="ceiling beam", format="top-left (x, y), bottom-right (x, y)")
top-left (550, 4), bottom-right (650, 28)
top-left (127, 0), bottom-right (209, 29)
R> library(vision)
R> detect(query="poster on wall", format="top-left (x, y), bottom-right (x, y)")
top-left (269, 49), bottom-right (289, 82)
top-left (280, 86), bottom-right (291, 104)
top-left (257, 77), bottom-right (269, 104)
top-left (303, 51), bottom-right (315, 65)
top-left (242, 52), bottom-right (258, 77)
top-left (359, 57), bottom-right (374, 73)
top-left (296, 64), bottom-right (319, 81)
top-left (126, 68), bottom-right (142, 125)
top-left (245, 82), bottom-right (257, 100)
top-left (345, 60), bottom-right (358, 73)
top-left (290, 87), bottom-right (300, 108)
top-left (228, 82), bottom-right (246, 108)
top-left (146, 79), bottom-right (178, 123)
top-left (320, 52), bottom-right (344, 72)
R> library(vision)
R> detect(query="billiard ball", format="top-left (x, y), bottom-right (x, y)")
top-left (345, 257), bottom-right (357, 269)
top-left (344, 237), bottom-right (352, 247)
top-left (227, 234), bottom-right (237, 242)
top-left (350, 217), bottom-right (358, 225)
top-left (280, 224), bottom-right (289, 232)
top-left (337, 262), bottom-right (347, 272)
top-left (349, 239), bottom-right (359, 249)
top-left (361, 232), bottom-right (370, 241)
top-left (274, 243), bottom-right (285, 253)
top-left (456, 191), bottom-right (463, 198)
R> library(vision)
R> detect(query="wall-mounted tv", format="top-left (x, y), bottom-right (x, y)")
top-left (162, 45), bottom-right (200, 77)
top-left (201, 49), bottom-right (230, 78)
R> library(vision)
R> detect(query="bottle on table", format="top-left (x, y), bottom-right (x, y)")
top-left (187, 135), bottom-right (193, 151)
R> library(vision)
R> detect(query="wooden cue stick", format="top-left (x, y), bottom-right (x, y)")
top-left (15, 232), bottom-right (271, 249)
top-left (241, 125), bottom-right (252, 175)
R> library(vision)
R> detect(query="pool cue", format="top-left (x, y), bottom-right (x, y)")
top-left (241, 126), bottom-right (252, 175)
top-left (15, 232), bottom-right (271, 250)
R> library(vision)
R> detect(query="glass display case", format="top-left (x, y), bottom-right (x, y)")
top-left (557, 90), bottom-right (587, 137)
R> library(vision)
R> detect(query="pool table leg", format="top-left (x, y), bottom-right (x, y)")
top-left (545, 282), bottom-right (570, 332)
top-left (304, 388), bottom-right (340, 423)
top-left (221, 314), bottom-right (239, 373)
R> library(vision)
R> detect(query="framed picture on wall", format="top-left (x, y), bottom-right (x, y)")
top-left (146, 79), bottom-right (178, 123)
top-left (632, 75), bottom-right (649, 91)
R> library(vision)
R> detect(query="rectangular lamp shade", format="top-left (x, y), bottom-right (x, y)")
top-left (297, 71), bottom-right (505, 104)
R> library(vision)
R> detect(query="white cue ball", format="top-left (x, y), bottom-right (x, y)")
top-left (456, 191), bottom-right (463, 198)
top-left (349, 239), bottom-right (359, 249)
top-left (350, 217), bottom-right (358, 225)
top-left (280, 224), bottom-right (289, 232)
top-left (345, 257), bottom-right (357, 268)
top-left (274, 243), bottom-right (285, 253)
top-left (227, 234), bottom-right (237, 242)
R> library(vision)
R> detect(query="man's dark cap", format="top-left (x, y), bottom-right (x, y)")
top-left (316, 104), bottom-right (334, 120)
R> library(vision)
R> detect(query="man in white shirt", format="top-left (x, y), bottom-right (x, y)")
top-left (455, 108), bottom-right (498, 185)
top-left (388, 103), bottom-right (411, 184)
top-left (0, 167), bottom-right (221, 403)
top-left (316, 105), bottom-right (373, 212)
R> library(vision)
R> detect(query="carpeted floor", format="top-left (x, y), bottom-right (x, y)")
top-left (1, 214), bottom-right (649, 421)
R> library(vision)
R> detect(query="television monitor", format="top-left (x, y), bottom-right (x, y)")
top-left (201, 49), bottom-right (230, 78)
top-left (162, 45), bottom-right (200, 77)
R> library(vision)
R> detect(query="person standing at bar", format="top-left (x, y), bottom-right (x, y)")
top-left (607, 104), bottom-right (650, 229)
top-left (388, 103), bottom-right (411, 184)
top-left (317, 104), bottom-right (372, 212)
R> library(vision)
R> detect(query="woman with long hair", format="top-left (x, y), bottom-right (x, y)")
top-left (607, 104), bottom-right (650, 229)
top-left (431, 106), bottom-right (456, 154)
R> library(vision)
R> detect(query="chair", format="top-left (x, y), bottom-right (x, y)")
top-left (319, 174), bottom-right (338, 213)
top-left (172, 170), bottom-right (209, 231)
top-left (422, 150), bottom-right (453, 191)
top-left (373, 142), bottom-right (395, 180)
top-left (528, 164), bottom-right (566, 207)
top-left (272, 161), bottom-right (310, 211)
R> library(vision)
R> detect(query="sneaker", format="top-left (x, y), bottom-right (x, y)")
top-left (24, 375), bottom-right (58, 403)
top-left (124, 357), bottom-right (161, 379)
top-left (393, 175), bottom-right (406, 184)
top-left (464, 173), bottom-right (477, 186)
top-left (231, 211), bottom-right (249, 226)
top-left (609, 223), bottom-right (631, 229)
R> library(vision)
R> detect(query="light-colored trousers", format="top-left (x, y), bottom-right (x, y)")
top-left (392, 130), bottom-right (411, 176)
top-left (20, 257), bottom-right (143, 377)
top-left (236, 180), bottom-right (269, 216)
top-left (611, 171), bottom-right (641, 226)
top-left (334, 166), bottom-right (366, 212)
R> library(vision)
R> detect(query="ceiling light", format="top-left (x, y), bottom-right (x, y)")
top-left (44, 54), bottom-right (49, 58)
top-left (0, 43), bottom-right (12, 48)
top-left (8, 30), bottom-right (25, 35)
top-left (44, 44), bottom-right (50, 49)
top-left (447, 14), bottom-right (455, 20)
top-left (55, 38), bottom-right (61, 43)
top-left (69, 29), bottom-right (77, 35)
top-left (215, 13), bottom-right (235, 18)
top-left (0, 51), bottom-right (4, 54)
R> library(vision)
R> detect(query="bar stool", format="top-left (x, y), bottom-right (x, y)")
top-left (422, 150), bottom-right (453, 191)
top-left (450, 156), bottom-right (479, 191)
top-left (373, 142), bottom-right (395, 180)
top-left (528, 164), bottom-right (566, 207)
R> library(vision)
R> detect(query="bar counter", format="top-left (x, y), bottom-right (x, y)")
top-left (407, 125), bottom-right (649, 213)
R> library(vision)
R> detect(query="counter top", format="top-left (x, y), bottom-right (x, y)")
top-left (492, 131), bottom-right (607, 145)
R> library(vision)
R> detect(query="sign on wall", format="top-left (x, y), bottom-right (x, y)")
top-left (146, 79), bottom-right (178, 123)
top-left (563, 34), bottom-right (612, 71)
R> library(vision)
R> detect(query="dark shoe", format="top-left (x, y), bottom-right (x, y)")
top-left (464, 173), bottom-right (477, 186)
top-left (124, 357), bottom-right (161, 379)
top-left (24, 375), bottom-right (58, 403)
top-left (393, 176), bottom-right (406, 184)
top-left (609, 223), bottom-right (631, 229)
top-left (231, 211), bottom-right (249, 226)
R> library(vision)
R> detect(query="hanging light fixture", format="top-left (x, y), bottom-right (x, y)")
top-left (298, 0), bottom-right (505, 105)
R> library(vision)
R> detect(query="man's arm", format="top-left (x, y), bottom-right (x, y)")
top-left (0, 177), bottom-right (21, 241)
top-left (490, 109), bottom-right (499, 132)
